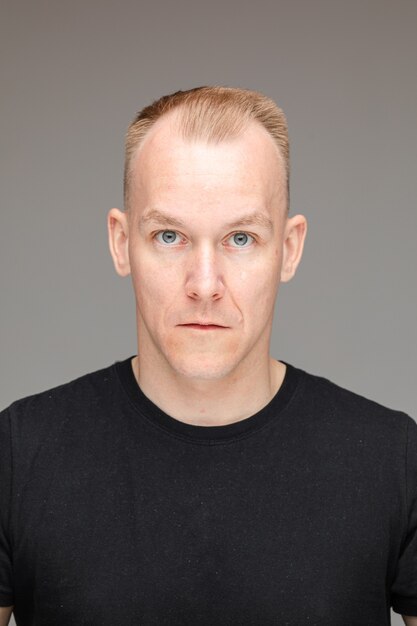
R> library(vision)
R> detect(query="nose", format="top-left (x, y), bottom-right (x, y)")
top-left (185, 243), bottom-right (225, 301)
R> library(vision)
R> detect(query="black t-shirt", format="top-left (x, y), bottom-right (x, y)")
top-left (1, 356), bottom-right (417, 625)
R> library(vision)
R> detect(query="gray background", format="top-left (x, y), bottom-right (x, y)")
top-left (1, 1), bottom-right (416, 623)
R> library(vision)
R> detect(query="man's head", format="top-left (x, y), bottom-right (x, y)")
top-left (108, 86), bottom-right (307, 382)
top-left (123, 86), bottom-right (290, 213)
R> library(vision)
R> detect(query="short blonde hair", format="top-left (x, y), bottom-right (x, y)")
top-left (124, 85), bottom-right (290, 210)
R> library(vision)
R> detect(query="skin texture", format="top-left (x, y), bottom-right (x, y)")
top-left (108, 113), bottom-right (308, 426)
top-left (0, 607), bottom-right (13, 626)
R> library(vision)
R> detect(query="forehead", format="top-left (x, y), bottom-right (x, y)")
top-left (129, 114), bottom-right (287, 211)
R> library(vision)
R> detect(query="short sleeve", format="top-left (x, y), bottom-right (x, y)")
top-left (0, 408), bottom-right (14, 606)
top-left (391, 415), bottom-right (417, 616)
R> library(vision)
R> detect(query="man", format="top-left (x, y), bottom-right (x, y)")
top-left (0, 86), bottom-right (416, 626)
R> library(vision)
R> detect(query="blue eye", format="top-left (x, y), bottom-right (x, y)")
top-left (155, 230), bottom-right (180, 245)
top-left (229, 232), bottom-right (254, 247)
top-left (154, 230), bottom-right (254, 248)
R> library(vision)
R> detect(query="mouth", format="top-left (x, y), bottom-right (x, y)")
top-left (179, 323), bottom-right (227, 330)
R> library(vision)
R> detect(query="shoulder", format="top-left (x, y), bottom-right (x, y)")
top-left (0, 358), bottom-right (127, 436)
top-left (0, 358), bottom-right (134, 485)
top-left (293, 363), bottom-right (413, 439)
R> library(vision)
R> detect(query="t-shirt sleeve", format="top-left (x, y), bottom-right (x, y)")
top-left (0, 407), bottom-right (14, 606)
top-left (391, 415), bottom-right (417, 616)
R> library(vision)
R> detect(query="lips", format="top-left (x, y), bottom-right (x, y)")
top-left (180, 322), bottom-right (227, 329)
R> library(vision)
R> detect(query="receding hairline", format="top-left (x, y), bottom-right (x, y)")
top-left (129, 108), bottom-right (286, 177)
top-left (123, 85), bottom-right (290, 211)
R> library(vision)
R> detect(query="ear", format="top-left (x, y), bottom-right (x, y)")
top-left (280, 214), bottom-right (308, 283)
top-left (107, 208), bottom-right (131, 277)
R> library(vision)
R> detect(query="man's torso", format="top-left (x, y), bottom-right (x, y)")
top-left (0, 357), bottom-right (413, 625)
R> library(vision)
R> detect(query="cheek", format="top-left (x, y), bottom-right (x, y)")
top-left (129, 251), bottom-right (179, 314)
top-left (236, 255), bottom-right (280, 311)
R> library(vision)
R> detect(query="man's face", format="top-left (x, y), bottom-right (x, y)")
top-left (111, 116), bottom-right (304, 381)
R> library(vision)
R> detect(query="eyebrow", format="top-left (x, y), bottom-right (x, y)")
top-left (140, 209), bottom-right (274, 231)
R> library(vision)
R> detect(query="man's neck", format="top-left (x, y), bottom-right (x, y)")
top-left (130, 354), bottom-right (286, 427)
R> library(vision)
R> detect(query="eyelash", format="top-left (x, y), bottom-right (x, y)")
top-left (152, 230), bottom-right (256, 248)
